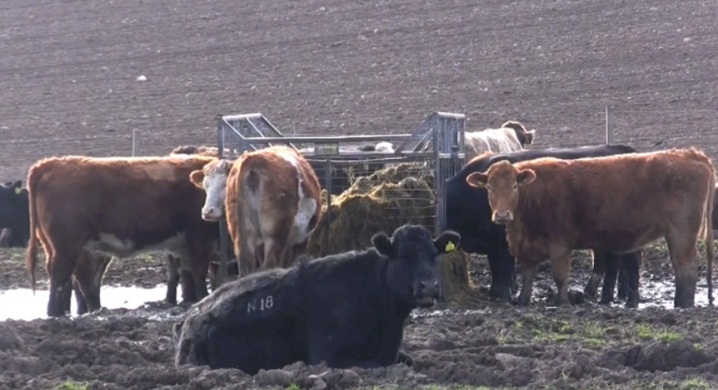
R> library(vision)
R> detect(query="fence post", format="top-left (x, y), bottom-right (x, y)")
top-left (132, 129), bottom-right (140, 156)
top-left (605, 106), bottom-right (614, 145)
top-left (216, 115), bottom-right (229, 285)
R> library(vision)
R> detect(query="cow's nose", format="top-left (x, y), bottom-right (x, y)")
top-left (492, 210), bottom-right (513, 224)
top-left (419, 280), bottom-right (441, 297)
top-left (202, 208), bottom-right (221, 221)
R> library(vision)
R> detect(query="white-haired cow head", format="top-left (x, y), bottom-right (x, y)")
top-left (190, 159), bottom-right (233, 222)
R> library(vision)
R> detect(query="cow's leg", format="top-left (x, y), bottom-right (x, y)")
top-left (59, 278), bottom-right (75, 314)
top-left (666, 232), bottom-right (699, 309)
top-left (550, 250), bottom-right (572, 306)
top-left (72, 252), bottom-right (112, 314)
top-left (622, 250), bottom-right (642, 308)
top-left (186, 241), bottom-right (212, 302)
top-left (263, 222), bottom-right (293, 270)
top-left (487, 246), bottom-right (517, 302)
top-left (165, 254), bottom-right (180, 305)
top-left (291, 241), bottom-right (309, 262)
top-left (517, 262), bottom-right (538, 306)
top-left (47, 252), bottom-right (79, 317)
top-left (584, 250), bottom-right (606, 301)
top-left (72, 278), bottom-right (87, 315)
top-left (180, 269), bottom-right (197, 303)
top-left (189, 260), bottom-right (209, 303)
top-left (617, 257), bottom-right (629, 300)
top-left (599, 252), bottom-right (621, 305)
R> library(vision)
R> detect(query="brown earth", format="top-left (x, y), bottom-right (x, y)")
top-left (1, 0), bottom-right (718, 388)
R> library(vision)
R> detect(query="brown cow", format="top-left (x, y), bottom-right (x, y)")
top-left (465, 148), bottom-right (715, 308)
top-left (26, 155), bottom-right (219, 317)
top-left (190, 145), bottom-right (322, 277)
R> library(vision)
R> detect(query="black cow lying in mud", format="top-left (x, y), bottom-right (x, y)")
top-left (445, 144), bottom-right (643, 307)
top-left (173, 224), bottom-right (460, 374)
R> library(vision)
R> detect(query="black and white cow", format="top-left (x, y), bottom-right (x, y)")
top-left (444, 145), bottom-right (643, 307)
top-left (173, 224), bottom-right (460, 373)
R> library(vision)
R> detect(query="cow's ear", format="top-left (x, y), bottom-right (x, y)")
top-left (371, 232), bottom-right (394, 258)
top-left (189, 170), bottom-right (205, 189)
top-left (517, 169), bottom-right (536, 186)
top-left (434, 230), bottom-right (461, 254)
top-left (525, 130), bottom-right (536, 145)
top-left (465, 172), bottom-right (488, 189)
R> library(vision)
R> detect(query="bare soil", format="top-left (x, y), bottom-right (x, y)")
top-left (1, 0), bottom-right (717, 388)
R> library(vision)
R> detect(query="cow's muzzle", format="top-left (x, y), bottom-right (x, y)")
top-left (201, 207), bottom-right (222, 222)
top-left (492, 210), bottom-right (513, 224)
top-left (415, 279), bottom-right (441, 307)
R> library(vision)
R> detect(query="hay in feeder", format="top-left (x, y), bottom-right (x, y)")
top-left (306, 162), bottom-right (484, 307)
top-left (307, 163), bottom-right (434, 256)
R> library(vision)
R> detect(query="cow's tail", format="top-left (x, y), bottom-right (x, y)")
top-left (703, 173), bottom-right (715, 306)
top-left (25, 164), bottom-right (42, 295)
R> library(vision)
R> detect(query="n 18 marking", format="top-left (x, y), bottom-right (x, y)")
top-left (247, 295), bottom-right (274, 313)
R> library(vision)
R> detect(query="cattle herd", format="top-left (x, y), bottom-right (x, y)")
top-left (0, 119), bottom-right (716, 373)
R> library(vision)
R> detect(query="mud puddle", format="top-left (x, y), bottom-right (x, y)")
top-left (0, 284), bottom-right (167, 321)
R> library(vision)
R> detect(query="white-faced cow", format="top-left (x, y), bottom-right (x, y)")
top-left (463, 120), bottom-right (536, 161)
top-left (466, 148), bottom-right (715, 308)
top-left (26, 155), bottom-right (219, 317)
top-left (190, 145), bottom-right (322, 277)
top-left (173, 224), bottom-right (460, 373)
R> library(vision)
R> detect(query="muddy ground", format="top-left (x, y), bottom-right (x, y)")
top-left (1, 0), bottom-right (718, 388)
top-left (1, 242), bottom-right (717, 389)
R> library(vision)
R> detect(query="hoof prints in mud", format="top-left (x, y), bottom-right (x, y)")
top-left (2, 306), bottom-right (718, 389)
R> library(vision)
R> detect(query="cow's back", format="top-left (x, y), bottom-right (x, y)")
top-left (513, 149), bottom-right (715, 252)
top-left (29, 156), bottom-right (215, 248)
top-left (174, 267), bottom-right (302, 372)
top-left (445, 144), bottom-right (637, 253)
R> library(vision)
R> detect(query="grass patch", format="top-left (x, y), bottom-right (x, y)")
top-left (362, 386), bottom-right (497, 390)
top-left (498, 314), bottom-right (688, 349)
top-left (55, 383), bottom-right (88, 390)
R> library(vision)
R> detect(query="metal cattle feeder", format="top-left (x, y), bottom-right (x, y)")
top-left (211, 111), bottom-right (465, 285)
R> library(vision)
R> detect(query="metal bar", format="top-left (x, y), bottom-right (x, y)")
top-left (240, 134), bottom-right (412, 143)
top-left (323, 158), bottom-right (333, 250)
top-left (131, 129), bottom-right (139, 156)
top-left (216, 115), bottom-right (229, 285)
top-left (436, 112), bottom-right (466, 120)
top-left (222, 112), bottom-right (265, 122)
top-left (605, 106), bottom-right (614, 145)
top-left (302, 152), bottom-right (464, 162)
top-left (395, 115), bottom-right (433, 153)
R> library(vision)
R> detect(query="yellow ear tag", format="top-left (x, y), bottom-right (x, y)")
top-left (14, 187), bottom-right (22, 195)
top-left (444, 241), bottom-right (456, 253)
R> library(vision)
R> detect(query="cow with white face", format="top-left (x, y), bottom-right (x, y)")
top-left (191, 146), bottom-right (322, 277)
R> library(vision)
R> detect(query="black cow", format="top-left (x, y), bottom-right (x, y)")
top-left (174, 224), bottom-right (460, 373)
top-left (445, 145), bottom-right (642, 307)
top-left (0, 180), bottom-right (29, 248)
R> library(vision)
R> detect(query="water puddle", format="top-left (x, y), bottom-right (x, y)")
top-left (637, 277), bottom-right (712, 309)
top-left (0, 284), bottom-right (167, 321)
